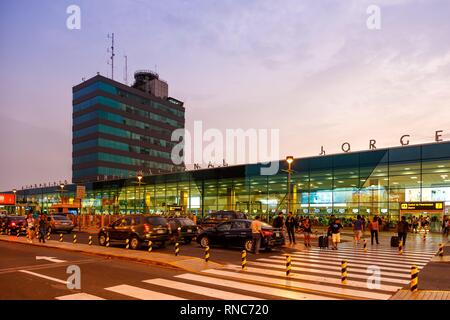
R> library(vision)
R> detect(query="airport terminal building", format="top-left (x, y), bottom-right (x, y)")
top-left (8, 141), bottom-right (450, 230)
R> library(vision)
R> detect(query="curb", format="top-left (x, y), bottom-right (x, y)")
top-left (0, 236), bottom-right (223, 273)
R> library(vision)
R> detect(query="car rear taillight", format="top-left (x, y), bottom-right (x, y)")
top-left (144, 224), bottom-right (151, 233)
top-left (262, 230), bottom-right (273, 237)
top-left (11, 222), bottom-right (16, 227)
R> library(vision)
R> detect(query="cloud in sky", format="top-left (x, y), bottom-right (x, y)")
top-left (0, 0), bottom-right (450, 190)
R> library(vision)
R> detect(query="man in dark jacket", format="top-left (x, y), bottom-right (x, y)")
top-left (397, 216), bottom-right (410, 246)
top-left (272, 212), bottom-right (284, 229)
top-left (285, 212), bottom-right (297, 244)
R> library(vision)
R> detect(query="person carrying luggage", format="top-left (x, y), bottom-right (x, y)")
top-left (397, 216), bottom-right (409, 246)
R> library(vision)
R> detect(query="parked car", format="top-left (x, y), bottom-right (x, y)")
top-left (47, 214), bottom-right (75, 234)
top-left (167, 217), bottom-right (198, 244)
top-left (196, 219), bottom-right (284, 251)
top-left (0, 215), bottom-right (26, 235)
top-left (98, 215), bottom-right (170, 250)
top-left (198, 210), bottom-right (247, 231)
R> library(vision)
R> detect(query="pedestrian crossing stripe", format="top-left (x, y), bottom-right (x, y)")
top-left (202, 269), bottom-right (392, 300)
top-left (254, 258), bottom-right (412, 278)
top-left (313, 247), bottom-right (437, 258)
top-left (221, 265), bottom-right (401, 292)
top-left (105, 284), bottom-right (186, 300)
top-left (294, 251), bottom-right (431, 264)
top-left (143, 278), bottom-right (263, 300)
top-left (55, 293), bottom-right (105, 300)
top-left (175, 273), bottom-right (340, 300)
top-left (248, 261), bottom-right (409, 284)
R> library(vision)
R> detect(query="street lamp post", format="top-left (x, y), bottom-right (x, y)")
top-left (12, 189), bottom-right (16, 215)
top-left (132, 173), bottom-right (145, 214)
top-left (286, 156), bottom-right (294, 215)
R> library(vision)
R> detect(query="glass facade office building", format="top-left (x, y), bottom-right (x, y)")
top-left (72, 73), bottom-right (185, 183)
top-left (14, 141), bottom-right (450, 229)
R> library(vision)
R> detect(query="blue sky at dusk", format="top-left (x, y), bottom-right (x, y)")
top-left (1, 0), bottom-right (450, 190)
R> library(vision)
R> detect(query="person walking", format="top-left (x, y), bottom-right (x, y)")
top-left (412, 216), bottom-right (419, 233)
top-left (330, 218), bottom-right (343, 250)
top-left (25, 212), bottom-right (36, 243)
top-left (302, 218), bottom-right (312, 248)
top-left (250, 216), bottom-right (264, 254)
top-left (368, 217), bottom-right (379, 245)
top-left (442, 216), bottom-right (449, 237)
top-left (397, 216), bottom-right (409, 246)
top-left (285, 212), bottom-right (297, 245)
top-left (377, 215), bottom-right (383, 232)
top-left (353, 215), bottom-right (364, 246)
top-left (38, 213), bottom-right (47, 243)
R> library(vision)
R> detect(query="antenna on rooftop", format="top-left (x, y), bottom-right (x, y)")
top-left (124, 54), bottom-right (128, 85)
top-left (107, 33), bottom-right (115, 80)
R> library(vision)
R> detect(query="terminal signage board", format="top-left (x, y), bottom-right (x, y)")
top-left (400, 202), bottom-right (444, 211)
top-left (0, 194), bottom-right (15, 205)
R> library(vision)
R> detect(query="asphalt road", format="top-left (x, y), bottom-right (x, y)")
top-left (0, 241), bottom-right (288, 300)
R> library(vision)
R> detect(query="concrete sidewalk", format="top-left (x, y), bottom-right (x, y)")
top-left (0, 234), bottom-right (222, 273)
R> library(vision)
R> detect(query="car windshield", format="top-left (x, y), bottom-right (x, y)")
top-left (261, 222), bottom-right (272, 228)
top-left (53, 216), bottom-right (69, 221)
top-left (145, 217), bottom-right (168, 226)
top-left (177, 219), bottom-right (194, 226)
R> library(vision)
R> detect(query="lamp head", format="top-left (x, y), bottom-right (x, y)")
top-left (286, 156), bottom-right (294, 164)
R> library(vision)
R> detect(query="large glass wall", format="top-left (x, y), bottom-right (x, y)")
top-left (15, 142), bottom-right (450, 228)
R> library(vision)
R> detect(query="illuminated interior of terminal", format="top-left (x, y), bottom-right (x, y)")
top-left (6, 141), bottom-right (450, 231)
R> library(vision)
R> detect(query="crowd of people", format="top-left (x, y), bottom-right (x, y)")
top-left (19, 209), bottom-right (48, 244)
top-left (265, 212), bottom-right (449, 251)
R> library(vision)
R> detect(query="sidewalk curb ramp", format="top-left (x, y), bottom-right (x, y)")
top-left (0, 235), bottom-right (223, 273)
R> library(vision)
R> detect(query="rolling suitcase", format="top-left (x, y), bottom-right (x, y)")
top-left (391, 236), bottom-right (399, 247)
top-left (318, 235), bottom-right (329, 248)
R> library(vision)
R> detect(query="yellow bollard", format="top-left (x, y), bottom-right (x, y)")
top-left (88, 235), bottom-right (92, 246)
top-left (46, 231), bottom-right (50, 241)
top-left (73, 234), bottom-right (77, 244)
top-left (241, 250), bottom-right (247, 271)
top-left (410, 265), bottom-right (418, 292)
top-left (341, 260), bottom-right (348, 284)
top-left (363, 239), bottom-right (367, 252)
top-left (175, 242), bottom-right (180, 256)
top-left (59, 233), bottom-right (63, 242)
top-left (125, 238), bottom-right (130, 249)
top-left (148, 241), bottom-right (152, 252)
top-left (205, 246), bottom-right (210, 262)
top-left (286, 255), bottom-right (292, 277)
top-left (17, 228), bottom-right (20, 238)
top-left (106, 234), bottom-right (110, 247)
top-left (423, 233), bottom-right (426, 241)
top-left (399, 240), bottom-right (403, 255)
top-left (438, 243), bottom-right (444, 257)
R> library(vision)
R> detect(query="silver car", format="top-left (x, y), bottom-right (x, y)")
top-left (47, 215), bottom-right (74, 233)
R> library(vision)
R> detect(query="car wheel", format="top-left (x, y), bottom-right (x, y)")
top-left (265, 247), bottom-right (273, 252)
top-left (184, 238), bottom-right (192, 245)
top-left (245, 239), bottom-right (253, 252)
top-left (200, 236), bottom-right (209, 248)
top-left (98, 234), bottom-right (107, 246)
top-left (66, 230), bottom-right (72, 234)
top-left (130, 237), bottom-right (141, 250)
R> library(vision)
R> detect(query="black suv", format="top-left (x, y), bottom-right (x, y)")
top-left (196, 219), bottom-right (284, 251)
top-left (98, 215), bottom-right (170, 250)
top-left (199, 210), bottom-right (247, 230)
top-left (167, 217), bottom-right (198, 244)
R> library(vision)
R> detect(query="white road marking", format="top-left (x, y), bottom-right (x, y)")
top-left (104, 284), bottom-right (185, 300)
top-left (144, 278), bottom-right (263, 300)
top-left (223, 265), bottom-right (401, 292)
top-left (255, 258), bottom-right (411, 278)
top-left (202, 269), bottom-right (392, 300)
top-left (295, 251), bottom-right (431, 264)
top-left (175, 273), bottom-right (340, 300)
top-left (248, 261), bottom-right (409, 285)
top-left (36, 256), bottom-right (68, 263)
top-left (18, 270), bottom-right (68, 285)
top-left (55, 293), bottom-right (105, 300)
